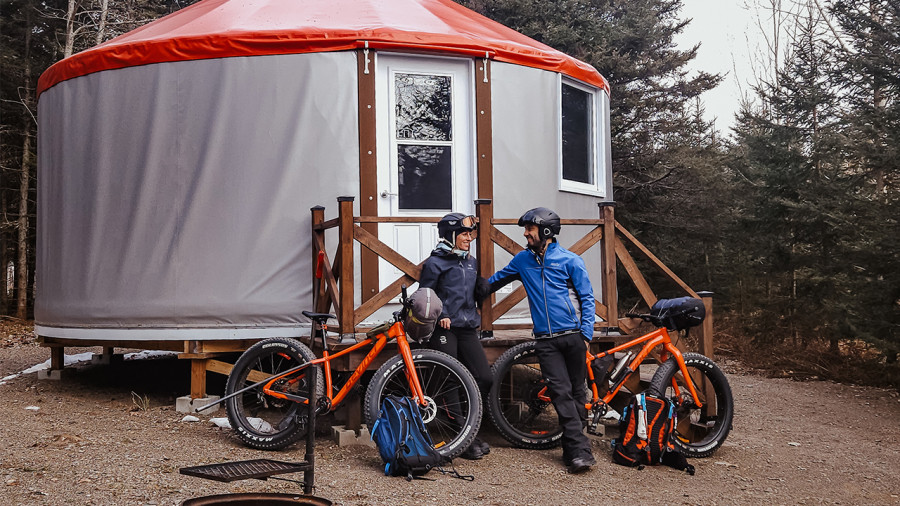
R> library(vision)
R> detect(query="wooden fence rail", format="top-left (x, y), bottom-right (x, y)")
top-left (311, 197), bottom-right (714, 357)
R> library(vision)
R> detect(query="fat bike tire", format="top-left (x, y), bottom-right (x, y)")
top-left (364, 349), bottom-right (481, 460)
top-left (648, 352), bottom-right (734, 458)
top-left (225, 337), bottom-right (323, 450)
top-left (487, 341), bottom-right (564, 450)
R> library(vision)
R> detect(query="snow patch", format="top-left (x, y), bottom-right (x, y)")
top-left (0, 350), bottom-right (178, 386)
top-left (208, 417), bottom-right (271, 432)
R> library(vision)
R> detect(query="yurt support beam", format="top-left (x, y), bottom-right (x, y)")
top-left (357, 48), bottom-right (380, 304)
top-left (474, 56), bottom-right (493, 200)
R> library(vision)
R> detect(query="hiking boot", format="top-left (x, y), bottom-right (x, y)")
top-left (474, 437), bottom-right (490, 455)
top-left (566, 455), bottom-right (596, 474)
top-left (459, 442), bottom-right (485, 460)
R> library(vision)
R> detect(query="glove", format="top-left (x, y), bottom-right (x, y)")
top-left (474, 277), bottom-right (492, 302)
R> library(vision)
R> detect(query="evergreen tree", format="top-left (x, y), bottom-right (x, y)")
top-left (457, 0), bottom-right (726, 300)
top-left (728, 6), bottom-right (858, 350)
top-left (830, 0), bottom-right (900, 360)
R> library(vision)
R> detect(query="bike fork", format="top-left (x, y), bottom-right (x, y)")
top-left (394, 330), bottom-right (428, 406)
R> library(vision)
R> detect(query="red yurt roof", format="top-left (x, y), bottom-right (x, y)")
top-left (38, 0), bottom-right (608, 96)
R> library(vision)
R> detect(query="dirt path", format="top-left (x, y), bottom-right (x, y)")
top-left (1, 336), bottom-right (899, 505)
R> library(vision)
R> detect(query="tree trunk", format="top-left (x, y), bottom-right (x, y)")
top-left (17, 132), bottom-right (30, 320)
top-left (65, 0), bottom-right (78, 58)
top-left (95, 0), bottom-right (109, 45)
top-left (1, 190), bottom-right (7, 313)
top-left (16, 3), bottom-right (34, 320)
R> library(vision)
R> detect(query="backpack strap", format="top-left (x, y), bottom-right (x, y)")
top-left (435, 463), bottom-right (475, 481)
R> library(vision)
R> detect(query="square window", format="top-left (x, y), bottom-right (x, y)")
top-left (561, 84), bottom-right (593, 185)
top-left (397, 145), bottom-right (452, 210)
top-left (559, 80), bottom-right (605, 197)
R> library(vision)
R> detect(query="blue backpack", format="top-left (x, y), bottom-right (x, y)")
top-left (371, 396), bottom-right (446, 480)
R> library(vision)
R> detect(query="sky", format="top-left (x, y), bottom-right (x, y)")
top-left (676, 0), bottom-right (764, 133)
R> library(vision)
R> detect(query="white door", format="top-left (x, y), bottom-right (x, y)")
top-left (375, 55), bottom-right (475, 290)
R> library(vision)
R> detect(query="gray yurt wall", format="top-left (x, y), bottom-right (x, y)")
top-left (36, 52), bottom-right (360, 339)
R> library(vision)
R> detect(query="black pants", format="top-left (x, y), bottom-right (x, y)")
top-left (534, 332), bottom-right (592, 464)
top-left (428, 327), bottom-right (492, 441)
top-left (428, 326), bottom-right (493, 400)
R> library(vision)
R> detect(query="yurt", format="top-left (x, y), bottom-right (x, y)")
top-left (36, 0), bottom-right (613, 344)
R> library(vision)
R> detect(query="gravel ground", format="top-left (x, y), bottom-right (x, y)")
top-left (1, 323), bottom-right (899, 505)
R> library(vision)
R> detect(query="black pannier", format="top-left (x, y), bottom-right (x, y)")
top-left (649, 297), bottom-right (705, 331)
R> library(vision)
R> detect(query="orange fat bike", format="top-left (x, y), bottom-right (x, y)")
top-left (487, 301), bottom-right (734, 458)
top-left (215, 288), bottom-right (482, 460)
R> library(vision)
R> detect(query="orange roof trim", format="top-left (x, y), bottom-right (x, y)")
top-left (38, 0), bottom-right (608, 96)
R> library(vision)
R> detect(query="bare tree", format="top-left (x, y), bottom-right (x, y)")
top-left (17, 2), bottom-right (35, 320)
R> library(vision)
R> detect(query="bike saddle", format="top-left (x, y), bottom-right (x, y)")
top-left (302, 311), bottom-right (335, 325)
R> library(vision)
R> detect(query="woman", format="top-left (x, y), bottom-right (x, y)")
top-left (418, 213), bottom-right (492, 460)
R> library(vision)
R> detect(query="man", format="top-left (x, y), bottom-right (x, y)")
top-left (487, 207), bottom-right (596, 473)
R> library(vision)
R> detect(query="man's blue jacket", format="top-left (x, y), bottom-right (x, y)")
top-left (488, 241), bottom-right (595, 340)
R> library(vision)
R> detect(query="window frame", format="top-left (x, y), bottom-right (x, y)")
top-left (557, 77), bottom-right (606, 197)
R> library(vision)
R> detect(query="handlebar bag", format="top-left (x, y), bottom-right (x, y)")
top-left (650, 297), bottom-right (705, 331)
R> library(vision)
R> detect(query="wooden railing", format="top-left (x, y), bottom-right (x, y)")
top-left (311, 197), bottom-right (714, 356)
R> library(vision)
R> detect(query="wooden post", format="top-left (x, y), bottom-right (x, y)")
top-left (599, 202), bottom-right (618, 326)
top-left (474, 57), bottom-right (493, 201)
top-left (697, 291), bottom-right (715, 358)
top-left (190, 359), bottom-right (208, 399)
top-left (476, 199), bottom-right (494, 337)
top-left (357, 49), bottom-right (380, 303)
top-left (311, 205), bottom-right (325, 312)
top-left (337, 196), bottom-right (356, 337)
top-left (50, 346), bottom-right (64, 370)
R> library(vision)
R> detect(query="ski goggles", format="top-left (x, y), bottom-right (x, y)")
top-left (459, 215), bottom-right (477, 232)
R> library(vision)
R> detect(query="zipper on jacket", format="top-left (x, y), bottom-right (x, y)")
top-left (535, 250), bottom-right (553, 335)
top-left (461, 256), bottom-right (472, 327)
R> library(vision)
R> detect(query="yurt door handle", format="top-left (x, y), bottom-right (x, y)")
top-left (380, 190), bottom-right (398, 199)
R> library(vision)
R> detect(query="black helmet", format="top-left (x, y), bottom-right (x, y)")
top-left (518, 207), bottom-right (561, 241)
top-left (437, 213), bottom-right (477, 243)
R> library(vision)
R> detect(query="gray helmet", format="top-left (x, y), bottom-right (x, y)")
top-left (518, 207), bottom-right (561, 241)
top-left (404, 287), bottom-right (443, 344)
top-left (437, 213), bottom-right (477, 243)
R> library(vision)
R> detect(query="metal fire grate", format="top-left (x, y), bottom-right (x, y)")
top-left (179, 459), bottom-right (312, 483)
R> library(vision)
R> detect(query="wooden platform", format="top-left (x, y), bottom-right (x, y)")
top-left (36, 329), bottom-right (632, 405)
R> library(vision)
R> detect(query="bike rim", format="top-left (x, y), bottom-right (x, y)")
top-left (234, 351), bottom-right (307, 436)
top-left (377, 359), bottom-right (473, 450)
top-left (496, 355), bottom-right (563, 440)
top-left (665, 365), bottom-right (729, 449)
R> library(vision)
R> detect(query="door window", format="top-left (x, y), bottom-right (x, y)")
top-left (394, 73), bottom-right (454, 211)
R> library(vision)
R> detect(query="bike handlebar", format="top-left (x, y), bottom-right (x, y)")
top-left (625, 306), bottom-right (698, 328)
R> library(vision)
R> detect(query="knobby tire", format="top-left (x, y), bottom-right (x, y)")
top-left (648, 352), bottom-right (734, 458)
top-left (224, 337), bottom-right (323, 450)
top-left (487, 341), bottom-right (564, 450)
top-left (363, 349), bottom-right (482, 460)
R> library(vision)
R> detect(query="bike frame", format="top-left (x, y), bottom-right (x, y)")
top-left (257, 320), bottom-right (429, 411)
top-left (533, 326), bottom-right (704, 410)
